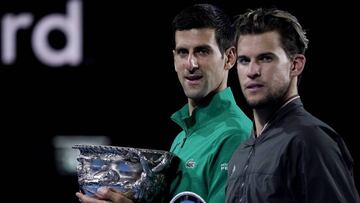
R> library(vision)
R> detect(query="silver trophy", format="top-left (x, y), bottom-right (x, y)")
top-left (73, 144), bottom-right (176, 202)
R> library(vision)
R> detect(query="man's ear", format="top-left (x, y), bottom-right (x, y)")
top-left (225, 46), bottom-right (236, 70)
top-left (290, 54), bottom-right (306, 77)
top-left (173, 50), bottom-right (177, 71)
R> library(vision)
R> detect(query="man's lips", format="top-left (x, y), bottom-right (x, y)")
top-left (185, 75), bottom-right (203, 80)
top-left (185, 75), bottom-right (203, 85)
top-left (245, 82), bottom-right (264, 91)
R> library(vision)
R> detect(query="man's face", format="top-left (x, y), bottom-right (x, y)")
top-left (236, 31), bottom-right (293, 109)
top-left (173, 28), bottom-right (228, 103)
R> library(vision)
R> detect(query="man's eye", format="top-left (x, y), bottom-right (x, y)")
top-left (237, 57), bottom-right (249, 65)
top-left (176, 49), bottom-right (188, 57)
top-left (259, 56), bottom-right (273, 63)
top-left (197, 48), bottom-right (209, 56)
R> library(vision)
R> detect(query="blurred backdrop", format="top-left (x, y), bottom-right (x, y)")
top-left (1, 0), bottom-right (359, 202)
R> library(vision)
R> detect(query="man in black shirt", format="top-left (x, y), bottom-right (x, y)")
top-left (226, 8), bottom-right (360, 203)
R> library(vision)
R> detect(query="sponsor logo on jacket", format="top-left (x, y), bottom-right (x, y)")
top-left (185, 159), bottom-right (196, 169)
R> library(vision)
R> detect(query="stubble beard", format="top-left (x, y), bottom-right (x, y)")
top-left (246, 87), bottom-right (288, 110)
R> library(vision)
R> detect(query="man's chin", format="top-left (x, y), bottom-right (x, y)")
top-left (247, 99), bottom-right (267, 110)
top-left (184, 89), bottom-right (204, 99)
top-left (248, 98), bottom-right (280, 110)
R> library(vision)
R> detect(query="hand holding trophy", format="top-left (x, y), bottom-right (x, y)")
top-left (73, 144), bottom-right (176, 203)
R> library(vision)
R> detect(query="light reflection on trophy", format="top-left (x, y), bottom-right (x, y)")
top-left (73, 144), bottom-right (176, 203)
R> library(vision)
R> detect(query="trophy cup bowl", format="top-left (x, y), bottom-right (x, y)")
top-left (73, 144), bottom-right (176, 202)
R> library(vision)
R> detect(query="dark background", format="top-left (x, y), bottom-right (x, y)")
top-left (1, 0), bottom-right (358, 202)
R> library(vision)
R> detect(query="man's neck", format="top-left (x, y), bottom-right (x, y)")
top-left (253, 108), bottom-right (273, 137)
top-left (187, 87), bottom-right (227, 115)
top-left (253, 94), bottom-right (299, 137)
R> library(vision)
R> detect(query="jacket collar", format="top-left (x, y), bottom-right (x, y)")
top-left (171, 87), bottom-right (236, 132)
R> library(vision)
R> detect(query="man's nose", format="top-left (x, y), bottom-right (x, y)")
top-left (247, 61), bottom-right (261, 78)
top-left (187, 55), bottom-right (199, 70)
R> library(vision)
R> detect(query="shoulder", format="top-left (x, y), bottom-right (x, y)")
top-left (210, 124), bottom-right (252, 147)
top-left (216, 110), bottom-right (253, 135)
top-left (269, 108), bottom-right (343, 155)
top-left (207, 129), bottom-right (251, 157)
top-left (283, 116), bottom-right (342, 159)
top-left (285, 110), bottom-right (338, 143)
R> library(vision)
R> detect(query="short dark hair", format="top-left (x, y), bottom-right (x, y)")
top-left (172, 4), bottom-right (235, 56)
top-left (233, 8), bottom-right (309, 58)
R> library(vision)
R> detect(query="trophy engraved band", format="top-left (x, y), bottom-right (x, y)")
top-left (73, 144), bottom-right (175, 202)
